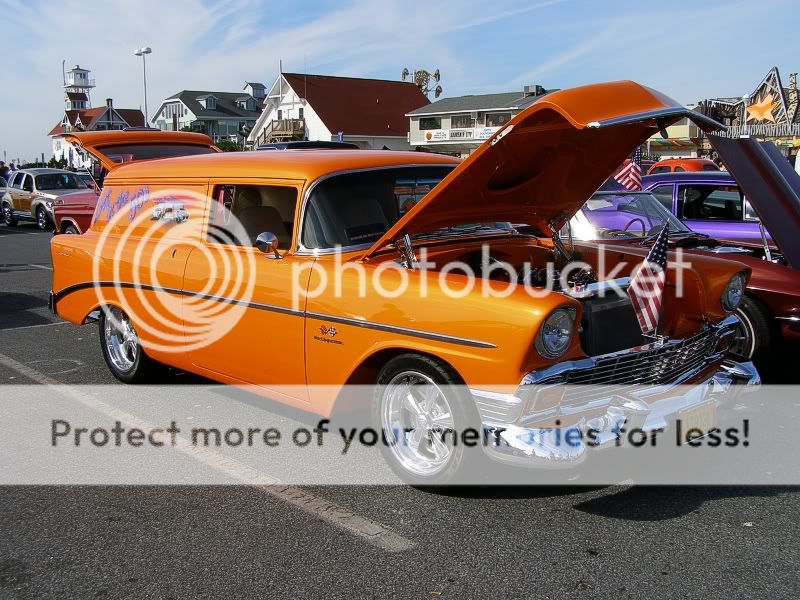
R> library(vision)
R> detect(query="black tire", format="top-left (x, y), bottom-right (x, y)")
top-left (62, 223), bottom-right (80, 235)
top-left (35, 205), bottom-right (51, 231)
top-left (98, 307), bottom-right (163, 383)
top-left (2, 202), bottom-right (17, 226)
top-left (372, 353), bottom-right (483, 486)
top-left (731, 295), bottom-right (773, 360)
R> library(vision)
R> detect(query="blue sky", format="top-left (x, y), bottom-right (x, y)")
top-left (1, 0), bottom-right (797, 161)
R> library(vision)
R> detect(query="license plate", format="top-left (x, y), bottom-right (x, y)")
top-left (680, 402), bottom-right (716, 435)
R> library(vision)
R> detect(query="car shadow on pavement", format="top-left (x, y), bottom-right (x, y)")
top-left (572, 485), bottom-right (794, 521)
top-left (0, 292), bottom-right (55, 329)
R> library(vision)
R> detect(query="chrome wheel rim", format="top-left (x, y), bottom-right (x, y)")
top-left (730, 308), bottom-right (755, 359)
top-left (381, 371), bottom-right (455, 477)
top-left (103, 307), bottom-right (139, 372)
top-left (2, 205), bottom-right (11, 224)
top-left (37, 208), bottom-right (46, 229)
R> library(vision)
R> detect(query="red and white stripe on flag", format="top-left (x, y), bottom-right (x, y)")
top-left (616, 160), bottom-right (642, 191)
top-left (627, 222), bottom-right (669, 335)
top-left (627, 261), bottom-right (666, 334)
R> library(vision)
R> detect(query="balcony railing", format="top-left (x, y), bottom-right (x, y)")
top-left (260, 119), bottom-right (305, 143)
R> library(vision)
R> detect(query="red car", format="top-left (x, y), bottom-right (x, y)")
top-left (53, 129), bottom-right (218, 234)
top-left (570, 138), bottom-right (800, 362)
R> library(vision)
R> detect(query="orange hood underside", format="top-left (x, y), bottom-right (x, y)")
top-left (362, 80), bottom-right (723, 260)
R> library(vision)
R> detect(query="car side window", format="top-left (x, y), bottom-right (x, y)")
top-left (649, 185), bottom-right (674, 212)
top-left (650, 166), bottom-right (670, 174)
top-left (674, 166), bottom-right (685, 172)
top-left (22, 175), bottom-right (33, 192)
top-left (678, 185), bottom-right (744, 221)
top-left (207, 184), bottom-right (297, 250)
top-left (9, 173), bottom-right (21, 189)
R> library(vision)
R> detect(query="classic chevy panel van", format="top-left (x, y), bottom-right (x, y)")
top-left (50, 82), bottom-right (759, 483)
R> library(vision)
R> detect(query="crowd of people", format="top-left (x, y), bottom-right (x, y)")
top-left (0, 161), bottom-right (18, 184)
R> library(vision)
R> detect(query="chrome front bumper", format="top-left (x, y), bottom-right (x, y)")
top-left (471, 316), bottom-right (759, 468)
top-left (477, 359), bottom-right (759, 468)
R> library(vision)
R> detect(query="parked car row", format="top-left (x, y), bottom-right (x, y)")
top-left (1, 168), bottom-right (93, 230)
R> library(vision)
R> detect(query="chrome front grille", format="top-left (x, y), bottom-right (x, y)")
top-left (563, 328), bottom-right (720, 385)
top-left (524, 316), bottom-right (738, 389)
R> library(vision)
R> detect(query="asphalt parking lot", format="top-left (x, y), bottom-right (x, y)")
top-left (1, 224), bottom-right (798, 599)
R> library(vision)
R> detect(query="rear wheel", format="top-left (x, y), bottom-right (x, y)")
top-left (36, 206), bottom-right (51, 230)
top-left (373, 354), bottom-right (480, 485)
top-left (731, 295), bottom-right (773, 359)
top-left (62, 223), bottom-right (80, 235)
top-left (99, 306), bottom-right (162, 383)
top-left (2, 203), bottom-right (17, 226)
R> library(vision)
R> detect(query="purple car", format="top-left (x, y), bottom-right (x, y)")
top-left (641, 171), bottom-right (774, 247)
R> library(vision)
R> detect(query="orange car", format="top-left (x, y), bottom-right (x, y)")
top-left (647, 157), bottom-right (720, 175)
top-left (49, 82), bottom-right (759, 483)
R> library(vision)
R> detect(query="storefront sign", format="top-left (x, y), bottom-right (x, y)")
top-left (474, 127), bottom-right (498, 140)
top-left (421, 126), bottom-right (500, 144)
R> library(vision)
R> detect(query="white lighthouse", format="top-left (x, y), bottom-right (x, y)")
top-left (63, 64), bottom-right (95, 110)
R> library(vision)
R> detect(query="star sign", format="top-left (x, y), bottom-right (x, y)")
top-left (746, 93), bottom-right (778, 123)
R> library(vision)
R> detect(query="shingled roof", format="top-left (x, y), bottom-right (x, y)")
top-left (281, 73), bottom-right (430, 137)
top-left (48, 106), bottom-right (144, 136)
top-left (165, 90), bottom-right (263, 119)
top-left (407, 89), bottom-right (555, 116)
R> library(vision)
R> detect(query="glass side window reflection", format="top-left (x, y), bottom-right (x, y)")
top-left (678, 184), bottom-right (744, 221)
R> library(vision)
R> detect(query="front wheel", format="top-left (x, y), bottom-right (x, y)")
top-left (2, 203), bottom-right (17, 226)
top-left (730, 296), bottom-right (773, 359)
top-left (99, 306), bottom-right (162, 383)
top-left (373, 354), bottom-right (481, 486)
top-left (35, 206), bottom-right (51, 230)
top-left (62, 223), bottom-right (80, 235)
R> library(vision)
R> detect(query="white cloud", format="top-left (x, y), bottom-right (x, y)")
top-left (0, 0), bottom-right (794, 161)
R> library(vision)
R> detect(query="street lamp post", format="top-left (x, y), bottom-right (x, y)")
top-left (134, 47), bottom-right (153, 123)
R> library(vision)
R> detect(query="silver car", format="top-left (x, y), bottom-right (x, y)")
top-left (2, 169), bottom-right (89, 230)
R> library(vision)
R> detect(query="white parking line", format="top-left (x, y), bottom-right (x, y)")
top-left (28, 263), bottom-right (53, 270)
top-left (1, 321), bottom-right (65, 330)
top-left (0, 351), bottom-right (415, 553)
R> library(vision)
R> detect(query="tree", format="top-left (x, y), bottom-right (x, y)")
top-left (215, 139), bottom-right (240, 152)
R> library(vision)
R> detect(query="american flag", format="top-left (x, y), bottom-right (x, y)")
top-left (617, 147), bottom-right (643, 191)
top-left (628, 222), bottom-right (669, 335)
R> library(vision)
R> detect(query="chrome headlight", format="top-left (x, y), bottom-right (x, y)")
top-left (535, 308), bottom-right (576, 359)
top-left (721, 272), bottom-right (746, 312)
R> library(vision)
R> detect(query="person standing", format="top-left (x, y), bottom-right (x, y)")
top-left (0, 161), bottom-right (9, 180)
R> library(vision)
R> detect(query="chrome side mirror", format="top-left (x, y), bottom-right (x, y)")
top-left (255, 231), bottom-right (282, 259)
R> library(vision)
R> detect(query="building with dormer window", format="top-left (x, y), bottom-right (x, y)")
top-left (151, 83), bottom-right (265, 143)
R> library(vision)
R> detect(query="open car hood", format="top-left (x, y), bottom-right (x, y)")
top-left (361, 80), bottom-right (723, 260)
top-left (58, 130), bottom-right (217, 171)
top-left (707, 135), bottom-right (800, 271)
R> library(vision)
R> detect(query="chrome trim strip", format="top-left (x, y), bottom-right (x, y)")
top-left (305, 311), bottom-right (496, 349)
top-left (295, 164), bottom-right (457, 256)
top-left (776, 315), bottom-right (800, 323)
top-left (51, 281), bottom-right (495, 349)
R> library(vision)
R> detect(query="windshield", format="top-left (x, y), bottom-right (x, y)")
top-left (35, 173), bottom-right (87, 191)
top-left (95, 143), bottom-right (215, 164)
top-left (573, 192), bottom-right (692, 240)
top-left (302, 166), bottom-right (455, 249)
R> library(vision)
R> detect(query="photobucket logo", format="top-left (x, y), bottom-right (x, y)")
top-left (290, 244), bottom-right (694, 308)
top-left (90, 187), bottom-right (257, 355)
